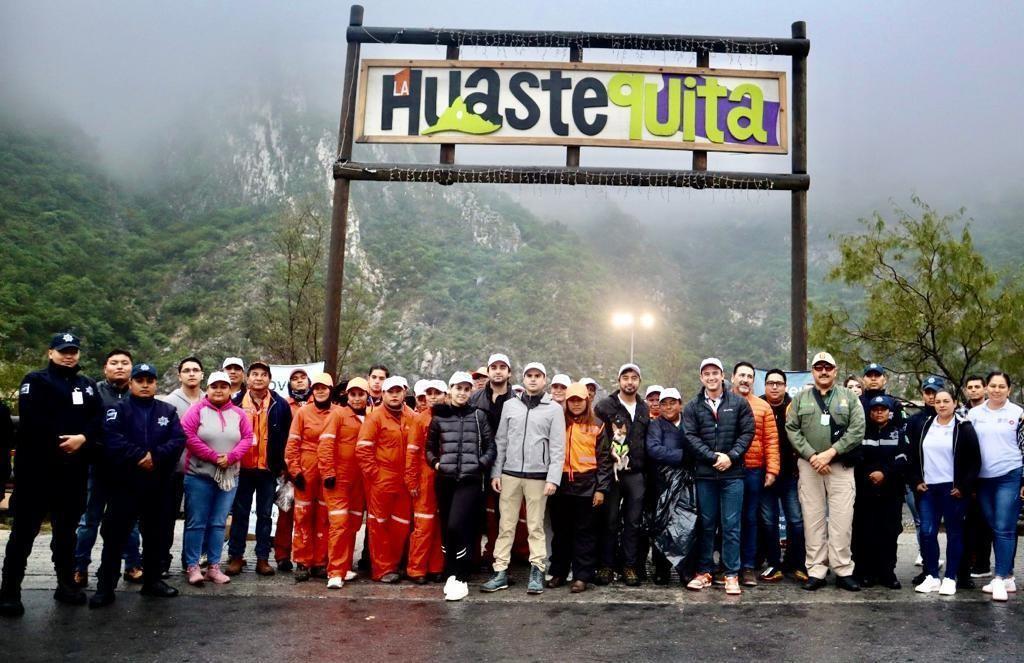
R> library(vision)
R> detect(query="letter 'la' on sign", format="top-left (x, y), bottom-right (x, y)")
top-left (355, 59), bottom-right (787, 154)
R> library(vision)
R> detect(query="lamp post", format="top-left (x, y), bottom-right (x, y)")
top-left (611, 311), bottom-right (655, 363)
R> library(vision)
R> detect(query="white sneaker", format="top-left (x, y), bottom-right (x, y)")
top-left (443, 575), bottom-right (457, 594)
top-left (914, 554), bottom-right (923, 567)
top-left (989, 578), bottom-right (1008, 601)
top-left (915, 575), bottom-right (941, 593)
top-left (445, 580), bottom-right (469, 601)
top-left (938, 578), bottom-right (957, 596)
top-left (327, 576), bottom-right (344, 589)
top-left (983, 577), bottom-right (1016, 593)
top-left (344, 571), bottom-right (358, 581)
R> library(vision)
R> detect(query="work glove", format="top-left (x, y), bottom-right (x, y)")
top-left (293, 473), bottom-right (306, 491)
top-left (324, 476), bottom-right (336, 490)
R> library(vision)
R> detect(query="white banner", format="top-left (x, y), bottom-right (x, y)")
top-left (268, 362), bottom-right (324, 398)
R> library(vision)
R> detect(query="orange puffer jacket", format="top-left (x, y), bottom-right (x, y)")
top-left (738, 390), bottom-right (781, 476)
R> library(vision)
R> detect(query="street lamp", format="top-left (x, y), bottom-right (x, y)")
top-left (611, 311), bottom-right (655, 363)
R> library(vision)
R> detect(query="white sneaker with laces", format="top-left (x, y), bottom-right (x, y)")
top-left (938, 578), bottom-right (957, 596)
top-left (990, 578), bottom-right (1008, 601)
top-left (445, 580), bottom-right (469, 601)
top-left (983, 577), bottom-right (1016, 593)
top-left (915, 575), bottom-right (941, 593)
top-left (327, 576), bottom-right (344, 589)
top-left (345, 570), bottom-right (358, 581)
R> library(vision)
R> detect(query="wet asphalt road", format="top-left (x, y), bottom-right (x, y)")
top-left (2, 589), bottom-right (1022, 662)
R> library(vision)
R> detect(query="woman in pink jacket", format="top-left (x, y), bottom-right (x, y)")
top-left (180, 371), bottom-right (253, 586)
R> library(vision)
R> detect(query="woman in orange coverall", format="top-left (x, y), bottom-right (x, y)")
top-left (317, 377), bottom-right (371, 588)
top-left (284, 373), bottom-right (338, 582)
top-left (404, 380), bottom-right (448, 583)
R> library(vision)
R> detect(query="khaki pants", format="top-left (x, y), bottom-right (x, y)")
top-left (493, 474), bottom-right (548, 572)
top-left (797, 459), bottom-right (856, 579)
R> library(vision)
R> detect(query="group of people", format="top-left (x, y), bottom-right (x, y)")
top-left (0, 333), bottom-right (1022, 616)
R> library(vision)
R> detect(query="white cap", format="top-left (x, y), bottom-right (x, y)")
top-left (222, 357), bottom-right (244, 370)
top-left (645, 385), bottom-right (665, 398)
top-left (551, 373), bottom-right (571, 388)
top-left (413, 379), bottom-right (429, 397)
top-left (699, 357), bottom-right (724, 373)
top-left (207, 371), bottom-right (231, 387)
top-left (580, 377), bottom-right (597, 388)
top-left (523, 362), bottom-right (547, 377)
top-left (448, 371), bottom-right (475, 388)
top-left (487, 353), bottom-right (511, 368)
top-left (618, 363), bottom-right (642, 379)
top-left (381, 376), bottom-right (408, 392)
top-left (428, 379), bottom-right (449, 394)
top-left (659, 387), bottom-right (682, 402)
top-left (811, 351), bottom-right (837, 367)
top-left (511, 384), bottom-right (525, 393)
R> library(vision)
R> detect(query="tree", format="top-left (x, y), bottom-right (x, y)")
top-left (810, 197), bottom-right (1024, 400)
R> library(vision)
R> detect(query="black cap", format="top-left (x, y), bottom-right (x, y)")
top-left (49, 332), bottom-right (81, 351)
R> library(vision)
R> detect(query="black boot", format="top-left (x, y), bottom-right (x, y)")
top-left (54, 581), bottom-right (87, 606)
top-left (89, 586), bottom-right (116, 609)
top-left (139, 580), bottom-right (179, 598)
top-left (0, 584), bottom-right (24, 618)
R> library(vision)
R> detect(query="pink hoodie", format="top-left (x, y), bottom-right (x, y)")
top-left (181, 397), bottom-right (253, 477)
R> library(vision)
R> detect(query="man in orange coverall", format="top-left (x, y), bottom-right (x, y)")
top-left (405, 379), bottom-right (448, 583)
top-left (285, 373), bottom-right (338, 581)
top-left (318, 377), bottom-right (372, 588)
top-left (356, 376), bottom-right (415, 582)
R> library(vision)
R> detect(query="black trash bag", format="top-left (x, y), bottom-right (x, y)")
top-left (649, 466), bottom-right (699, 568)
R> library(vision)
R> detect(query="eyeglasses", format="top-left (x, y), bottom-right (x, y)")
top-left (765, 380), bottom-right (786, 387)
top-left (812, 365), bottom-right (836, 373)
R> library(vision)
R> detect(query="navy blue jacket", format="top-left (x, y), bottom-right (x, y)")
top-left (17, 362), bottom-right (103, 475)
top-left (646, 416), bottom-right (688, 469)
top-left (232, 389), bottom-right (292, 475)
top-left (102, 395), bottom-right (185, 473)
top-left (681, 388), bottom-right (754, 480)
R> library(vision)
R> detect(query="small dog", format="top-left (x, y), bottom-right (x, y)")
top-left (610, 418), bottom-right (630, 480)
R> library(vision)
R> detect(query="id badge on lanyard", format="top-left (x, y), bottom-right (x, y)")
top-left (72, 388), bottom-right (84, 406)
top-left (820, 414), bottom-right (830, 427)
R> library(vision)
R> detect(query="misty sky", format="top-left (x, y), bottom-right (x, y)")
top-left (3, 0), bottom-right (1023, 228)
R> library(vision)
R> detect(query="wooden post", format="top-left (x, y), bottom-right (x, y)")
top-left (790, 21), bottom-right (808, 370)
top-left (566, 43), bottom-right (583, 168)
top-left (322, 4), bottom-right (364, 377)
top-left (440, 44), bottom-right (459, 165)
top-left (692, 49), bottom-right (709, 171)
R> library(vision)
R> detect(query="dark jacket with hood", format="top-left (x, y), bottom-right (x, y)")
top-left (470, 382), bottom-right (517, 433)
top-left (594, 390), bottom-right (650, 474)
top-left (102, 394), bottom-right (186, 477)
top-left (681, 388), bottom-right (754, 480)
top-left (859, 416), bottom-right (909, 498)
top-left (426, 402), bottom-right (496, 482)
top-left (232, 389), bottom-right (292, 475)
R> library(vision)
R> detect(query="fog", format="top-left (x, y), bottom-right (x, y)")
top-left (3, 0), bottom-right (1022, 229)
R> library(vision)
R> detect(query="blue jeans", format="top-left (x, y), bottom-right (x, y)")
top-left (227, 469), bottom-right (276, 560)
top-left (183, 474), bottom-right (237, 567)
top-left (904, 484), bottom-right (922, 554)
top-left (977, 467), bottom-right (1023, 578)
top-left (741, 468), bottom-right (764, 569)
top-left (74, 466), bottom-right (142, 572)
top-left (917, 483), bottom-right (967, 580)
top-left (759, 472), bottom-right (805, 570)
top-left (696, 478), bottom-right (744, 575)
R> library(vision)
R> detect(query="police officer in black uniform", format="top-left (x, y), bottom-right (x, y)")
top-left (90, 362), bottom-right (185, 607)
top-left (0, 332), bottom-right (103, 618)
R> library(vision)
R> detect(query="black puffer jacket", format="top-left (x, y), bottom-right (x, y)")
top-left (681, 388), bottom-right (754, 480)
top-left (594, 391), bottom-right (650, 474)
top-left (426, 403), bottom-right (496, 481)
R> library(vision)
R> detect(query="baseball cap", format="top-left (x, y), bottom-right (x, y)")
top-left (645, 385), bottom-right (664, 398)
top-left (222, 357), bottom-right (244, 370)
top-left (869, 395), bottom-right (893, 410)
top-left (345, 376), bottom-right (370, 393)
top-left (131, 363), bottom-right (158, 379)
top-left (659, 387), bottom-right (682, 402)
top-left (49, 332), bottom-right (81, 351)
top-left (381, 376), bottom-right (408, 392)
top-left (580, 377), bottom-right (597, 388)
top-left (699, 358), bottom-right (723, 373)
top-left (811, 352), bottom-right (837, 367)
top-left (618, 363), bottom-right (642, 379)
top-left (311, 372), bottom-right (334, 388)
top-left (863, 362), bottom-right (885, 376)
top-left (472, 367), bottom-right (488, 378)
top-left (207, 371), bottom-right (231, 387)
top-left (247, 360), bottom-right (270, 375)
top-left (551, 373), bottom-right (571, 388)
top-left (565, 383), bottom-right (589, 401)
top-left (921, 376), bottom-right (944, 392)
top-left (487, 353), bottom-right (511, 369)
top-left (413, 379), bottom-right (429, 397)
top-left (289, 367), bottom-right (309, 379)
top-left (448, 371), bottom-right (475, 387)
top-left (511, 384), bottom-right (525, 394)
top-left (523, 362), bottom-right (547, 377)
top-left (428, 379), bottom-right (449, 394)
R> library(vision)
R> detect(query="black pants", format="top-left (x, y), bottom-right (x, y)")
top-left (1, 470), bottom-right (88, 597)
top-left (549, 491), bottom-right (598, 582)
top-left (163, 472), bottom-right (185, 572)
top-left (97, 468), bottom-right (175, 591)
top-left (851, 487), bottom-right (903, 581)
top-left (961, 492), bottom-right (993, 576)
top-left (436, 476), bottom-right (482, 581)
top-left (599, 471), bottom-right (645, 569)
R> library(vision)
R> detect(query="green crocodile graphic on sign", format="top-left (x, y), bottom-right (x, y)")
top-left (423, 97), bottom-right (501, 135)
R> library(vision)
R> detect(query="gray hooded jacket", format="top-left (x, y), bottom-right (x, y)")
top-left (492, 392), bottom-right (566, 485)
